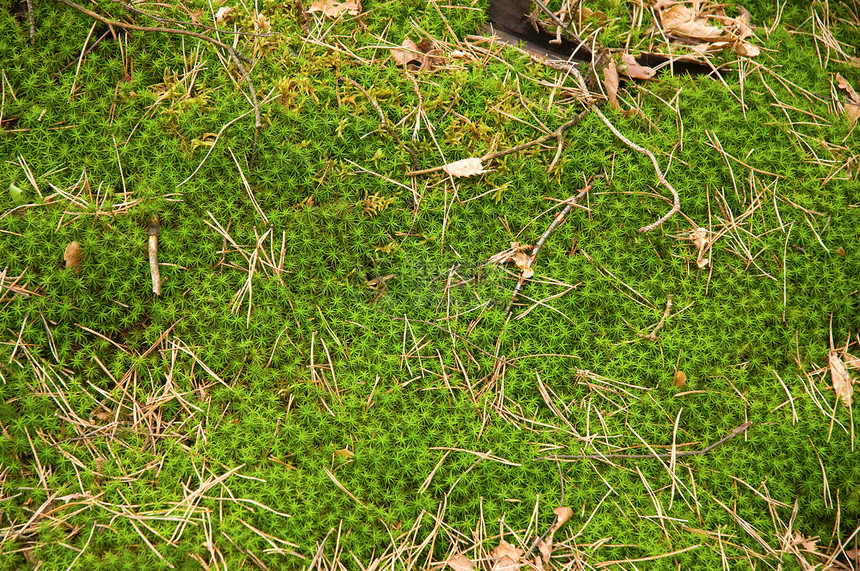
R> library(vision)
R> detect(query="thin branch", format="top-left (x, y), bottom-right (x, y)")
top-left (55, 0), bottom-right (251, 61)
top-left (405, 109), bottom-right (589, 177)
top-left (637, 294), bottom-right (673, 341)
top-left (505, 181), bottom-right (592, 315)
top-left (531, 0), bottom-right (590, 56)
top-left (540, 422), bottom-right (752, 461)
top-left (111, 0), bottom-right (274, 38)
top-left (148, 216), bottom-right (161, 296)
top-left (570, 67), bottom-right (680, 232)
top-left (27, 0), bottom-right (36, 45)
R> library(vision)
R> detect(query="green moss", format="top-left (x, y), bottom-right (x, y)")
top-left (1, 0), bottom-right (859, 568)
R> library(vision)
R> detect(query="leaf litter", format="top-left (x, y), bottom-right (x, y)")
top-left (652, 0), bottom-right (760, 58)
top-left (441, 157), bottom-right (488, 178)
top-left (307, 0), bottom-right (361, 19)
top-left (489, 242), bottom-right (534, 279)
top-left (390, 37), bottom-right (443, 71)
top-left (829, 349), bottom-right (855, 407)
top-left (689, 227), bottom-right (711, 268)
top-left (835, 74), bottom-right (860, 124)
top-left (490, 540), bottom-right (523, 571)
top-left (64, 241), bottom-right (83, 273)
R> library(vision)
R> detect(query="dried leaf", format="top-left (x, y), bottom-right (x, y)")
top-left (254, 13), bottom-right (271, 33)
top-left (417, 38), bottom-right (435, 54)
top-left (829, 350), bottom-right (854, 406)
top-left (689, 227), bottom-right (710, 268)
top-left (333, 448), bottom-right (354, 459)
top-left (660, 5), bottom-right (724, 41)
top-left (64, 241), bottom-right (83, 273)
top-left (672, 18), bottom-right (725, 41)
top-left (511, 251), bottom-right (534, 279)
top-left (392, 38), bottom-right (421, 66)
top-left (536, 539), bottom-right (551, 565)
top-left (844, 352), bottom-right (860, 369)
top-left (307, 0), bottom-right (361, 18)
top-left (391, 37), bottom-right (441, 70)
top-left (836, 74), bottom-right (860, 125)
top-left (93, 409), bottom-right (112, 421)
top-left (489, 243), bottom-right (533, 273)
top-left (620, 53), bottom-right (656, 80)
top-left (577, 6), bottom-right (607, 24)
top-left (734, 41), bottom-right (760, 57)
top-left (491, 541), bottom-right (523, 571)
top-left (617, 56), bottom-right (651, 80)
top-left (732, 17), bottom-right (754, 40)
top-left (446, 554), bottom-right (475, 571)
top-left (214, 6), bottom-right (232, 23)
top-left (602, 59), bottom-right (619, 109)
top-left (553, 506), bottom-right (574, 527)
top-left (793, 531), bottom-right (819, 553)
top-left (367, 274), bottom-right (396, 291)
top-left (442, 157), bottom-right (487, 178)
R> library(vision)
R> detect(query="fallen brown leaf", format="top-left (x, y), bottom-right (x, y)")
top-left (836, 74), bottom-right (860, 125)
top-left (307, 0), bottom-right (361, 18)
top-left (536, 539), bottom-right (551, 566)
top-left (577, 5), bottom-right (607, 24)
top-left (511, 251), bottom-right (534, 278)
top-left (829, 350), bottom-right (854, 406)
top-left (602, 59), bottom-right (620, 109)
top-left (655, 2), bottom-right (761, 57)
top-left (254, 13), bottom-right (271, 33)
top-left (64, 241), bottom-right (83, 273)
top-left (92, 409), bottom-right (112, 421)
top-left (793, 531), bottom-right (819, 553)
top-left (620, 53), bottom-right (656, 80)
top-left (489, 243), bottom-right (534, 275)
top-left (392, 38), bottom-right (420, 66)
top-left (734, 41), bottom-right (760, 57)
top-left (442, 157), bottom-right (487, 178)
top-left (660, 4), bottom-right (724, 41)
top-left (491, 541), bottom-right (523, 571)
top-left (553, 506), bottom-right (574, 527)
top-left (390, 37), bottom-right (441, 70)
top-left (446, 553), bottom-right (474, 571)
top-left (214, 6), bottom-right (233, 23)
top-left (689, 227), bottom-right (710, 268)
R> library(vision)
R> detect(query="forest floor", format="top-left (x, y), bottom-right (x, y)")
top-left (1, 0), bottom-right (859, 569)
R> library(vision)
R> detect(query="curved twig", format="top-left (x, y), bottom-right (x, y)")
top-left (591, 105), bottom-right (680, 232)
top-left (569, 66), bottom-right (680, 232)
